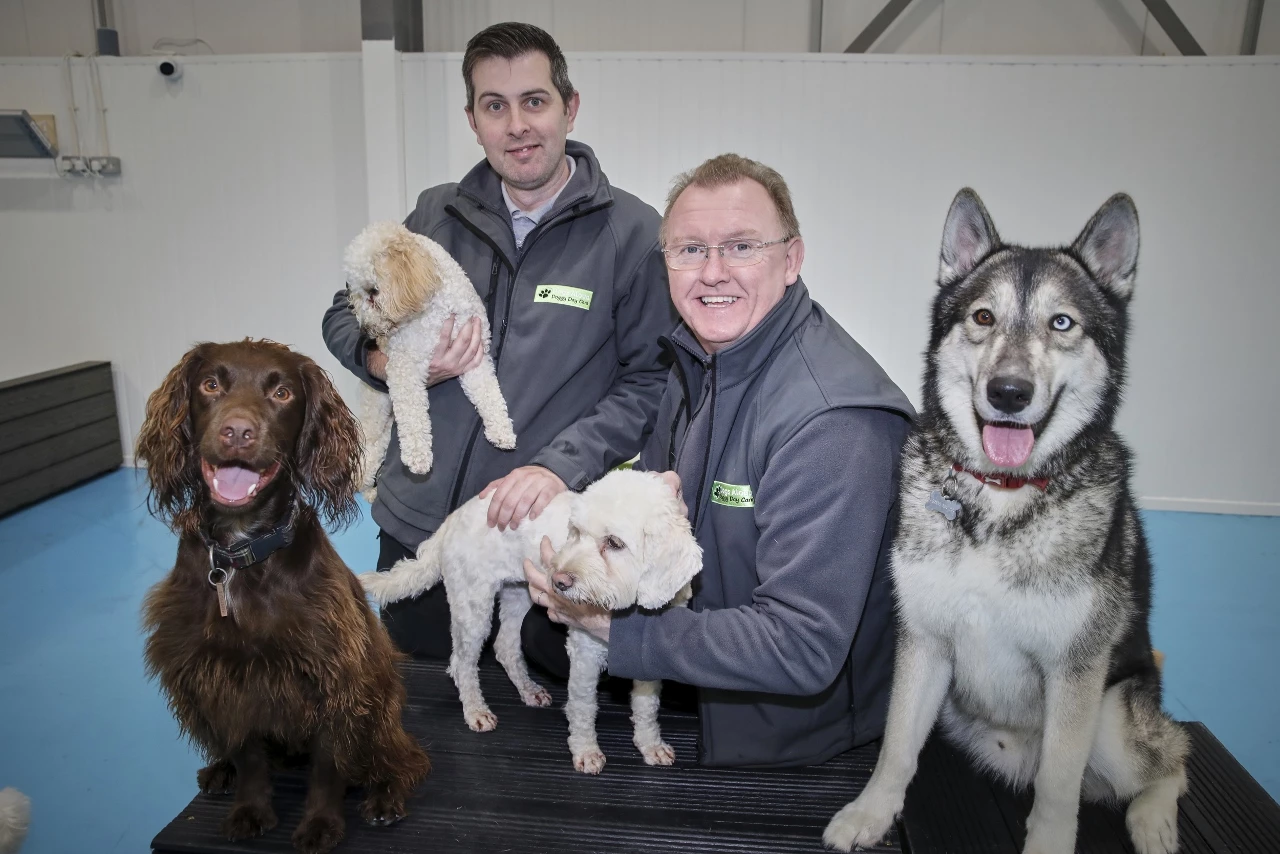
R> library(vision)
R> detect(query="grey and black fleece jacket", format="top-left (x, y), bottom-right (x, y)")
top-left (610, 279), bottom-right (914, 767)
top-left (323, 141), bottom-right (676, 548)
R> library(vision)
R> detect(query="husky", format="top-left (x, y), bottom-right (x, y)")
top-left (824, 189), bottom-right (1188, 854)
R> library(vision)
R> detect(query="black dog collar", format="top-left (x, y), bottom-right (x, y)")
top-left (203, 506), bottom-right (297, 571)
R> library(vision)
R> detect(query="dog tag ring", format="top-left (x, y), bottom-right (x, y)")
top-left (208, 549), bottom-right (231, 618)
top-left (927, 473), bottom-right (963, 521)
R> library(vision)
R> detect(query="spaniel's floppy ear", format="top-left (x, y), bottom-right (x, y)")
top-left (296, 356), bottom-right (361, 529)
top-left (136, 344), bottom-right (208, 534)
top-left (374, 227), bottom-right (444, 322)
top-left (636, 494), bottom-right (703, 609)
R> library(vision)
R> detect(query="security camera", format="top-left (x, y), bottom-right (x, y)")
top-left (156, 57), bottom-right (183, 81)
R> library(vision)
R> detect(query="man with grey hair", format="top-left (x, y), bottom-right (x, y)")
top-left (325, 22), bottom-right (674, 658)
top-left (527, 154), bottom-right (914, 767)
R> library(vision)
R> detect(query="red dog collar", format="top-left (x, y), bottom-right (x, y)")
top-left (952, 463), bottom-right (1049, 491)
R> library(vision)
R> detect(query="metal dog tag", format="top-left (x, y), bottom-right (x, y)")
top-left (214, 579), bottom-right (229, 617)
top-left (926, 489), bottom-right (962, 522)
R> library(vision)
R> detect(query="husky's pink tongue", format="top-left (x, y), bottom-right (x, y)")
top-left (213, 465), bottom-right (259, 501)
top-left (982, 424), bottom-right (1035, 468)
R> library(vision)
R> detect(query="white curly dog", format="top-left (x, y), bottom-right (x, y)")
top-left (0, 787), bottom-right (30, 854)
top-left (343, 221), bottom-right (516, 495)
top-left (361, 468), bottom-right (702, 774)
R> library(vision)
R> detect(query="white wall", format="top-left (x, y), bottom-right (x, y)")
top-left (1, 52), bottom-right (1277, 513)
top-left (1, 0), bottom-right (1276, 57)
top-left (402, 53), bottom-right (1280, 513)
top-left (0, 54), bottom-right (368, 452)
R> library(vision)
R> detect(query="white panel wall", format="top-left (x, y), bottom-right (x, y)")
top-left (401, 53), bottom-right (1280, 513)
top-left (2, 0), bottom-right (1277, 58)
top-left (0, 55), bottom-right (368, 457)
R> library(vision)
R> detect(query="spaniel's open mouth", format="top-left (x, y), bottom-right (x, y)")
top-left (201, 459), bottom-right (282, 507)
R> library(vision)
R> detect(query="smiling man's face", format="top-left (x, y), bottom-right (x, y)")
top-left (664, 179), bottom-right (804, 354)
top-left (466, 51), bottom-right (579, 193)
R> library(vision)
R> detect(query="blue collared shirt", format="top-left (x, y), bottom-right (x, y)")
top-left (501, 155), bottom-right (576, 250)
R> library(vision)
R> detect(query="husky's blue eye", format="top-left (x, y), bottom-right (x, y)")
top-left (1051, 314), bottom-right (1074, 331)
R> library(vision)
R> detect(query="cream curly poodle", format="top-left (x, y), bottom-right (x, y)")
top-left (343, 221), bottom-right (516, 496)
top-left (361, 468), bottom-right (702, 774)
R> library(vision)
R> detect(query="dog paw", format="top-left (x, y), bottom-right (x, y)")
top-left (360, 786), bottom-right (407, 827)
top-left (197, 760), bottom-right (236, 794)
top-left (486, 425), bottom-right (517, 450)
top-left (823, 792), bottom-right (899, 851)
top-left (465, 708), bottom-right (498, 732)
top-left (221, 802), bottom-right (277, 840)
top-left (520, 685), bottom-right (553, 707)
top-left (573, 749), bottom-right (607, 775)
top-left (639, 741), bottom-right (676, 766)
top-left (292, 812), bottom-right (345, 854)
top-left (1127, 797), bottom-right (1179, 854)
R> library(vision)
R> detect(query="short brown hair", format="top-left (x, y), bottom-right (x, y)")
top-left (661, 154), bottom-right (801, 245)
top-left (462, 22), bottom-right (575, 111)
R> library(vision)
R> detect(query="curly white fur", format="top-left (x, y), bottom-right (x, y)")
top-left (0, 788), bottom-right (30, 854)
top-left (360, 469), bottom-right (702, 774)
top-left (343, 221), bottom-right (516, 496)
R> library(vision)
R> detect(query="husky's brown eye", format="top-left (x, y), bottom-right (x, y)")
top-left (602, 535), bottom-right (625, 551)
top-left (973, 309), bottom-right (994, 326)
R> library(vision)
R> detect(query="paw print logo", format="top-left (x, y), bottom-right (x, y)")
top-left (712, 485), bottom-right (724, 500)
top-left (538, 287), bottom-right (552, 299)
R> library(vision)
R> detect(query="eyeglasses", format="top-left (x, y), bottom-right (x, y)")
top-left (660, 237), bottom-right (792, 270)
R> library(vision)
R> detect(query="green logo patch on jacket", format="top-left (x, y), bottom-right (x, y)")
top-left (534, 284), bottom-right (593, 310)
top-left (710, 481), bottom-right (754, 508)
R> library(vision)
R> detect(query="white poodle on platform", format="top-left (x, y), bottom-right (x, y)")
top-left (343, 221), bottom-right (517, 496)
top-left (360, 468), bottom-right (703, 774)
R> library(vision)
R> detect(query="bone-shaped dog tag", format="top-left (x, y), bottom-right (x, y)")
top-left (926, 489), bottom-right (962, 521)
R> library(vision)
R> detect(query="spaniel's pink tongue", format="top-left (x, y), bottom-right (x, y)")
top-left (982, 424), bottom-right (1035, 468)
top-left (213, 465), bottom-right (259, 501)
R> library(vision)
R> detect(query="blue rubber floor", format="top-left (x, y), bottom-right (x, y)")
top-left (0, 468), bottom-right (1275, 853)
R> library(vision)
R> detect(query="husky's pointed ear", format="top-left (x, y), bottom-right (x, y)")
top-left (939, 188), bottom-right (1000, 285)
top-left (1072, 193), bottom-right (1140, 300)
top-left (637, 500), bottom-right (703, 610)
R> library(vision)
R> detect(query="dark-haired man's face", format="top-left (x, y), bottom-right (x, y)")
top-left (466, 52), bottom-right (579, 193)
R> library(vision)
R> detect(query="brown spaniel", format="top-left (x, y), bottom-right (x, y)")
top-left (136, 340), bottom-right (429, 853)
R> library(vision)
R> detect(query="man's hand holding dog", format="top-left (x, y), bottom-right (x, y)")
top-left (524, 536), bottom-right (611, 642)
top-left (366, 315), bottom-right (485, 386)
top-left (481, 466), bottom-right (567, 531)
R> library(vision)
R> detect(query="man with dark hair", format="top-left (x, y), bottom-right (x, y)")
top-left (323, 22), bottom-right (674, 658)
top-left (526, 153), bottom-right (914, 767)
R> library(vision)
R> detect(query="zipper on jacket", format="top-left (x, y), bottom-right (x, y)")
top-left (449, 253), bottom-right (505, 511)
top-left (442, 199), bottom-right (600, 511)
top-left (691, 358), bottom-right (717, 526)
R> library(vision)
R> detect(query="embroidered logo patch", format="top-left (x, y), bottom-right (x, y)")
top-left (710, 481), bottom-right (754, 508)
top-left (533, 284), bottom-right (593, 310)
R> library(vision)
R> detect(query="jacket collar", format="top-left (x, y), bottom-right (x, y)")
top-left (449, 140), bottom-right (613, 260)
top-left (669, 277), bottom-right (813, 388)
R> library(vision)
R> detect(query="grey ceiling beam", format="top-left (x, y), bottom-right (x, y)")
top-left (1138, 0), bottom-right (1206, 56)
top-left (361, 0), bottom-right (422, 51)
top-left (1241, 0), bottom-right (1265, 54)
top-left (845, 0), bottom-right (914, 53)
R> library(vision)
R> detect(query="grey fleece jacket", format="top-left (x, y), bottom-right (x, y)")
top-left (323, 141), bottom-right (676, 547)
top-left (609, 279), bottom-right (914, 767)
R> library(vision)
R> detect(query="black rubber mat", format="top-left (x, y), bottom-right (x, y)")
top-left (900, 721), bottom-right (1280, 854)
top-left (151, 657), bottom-right (898, 853)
